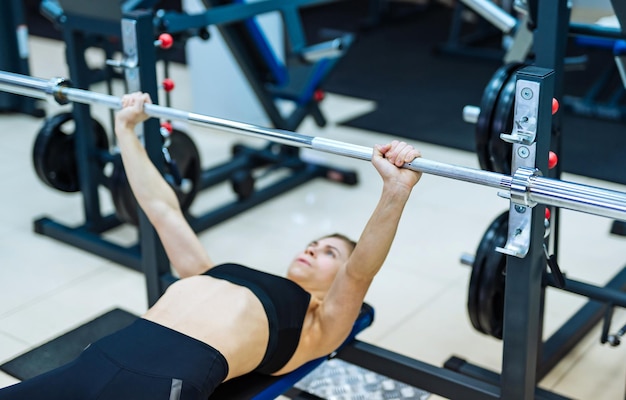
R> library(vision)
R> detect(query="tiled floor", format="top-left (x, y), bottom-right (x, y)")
top-left (1, 33), bottom-right (625, 400)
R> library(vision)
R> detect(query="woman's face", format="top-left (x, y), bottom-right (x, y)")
top-left (286, 237), bottom-right (353, 296)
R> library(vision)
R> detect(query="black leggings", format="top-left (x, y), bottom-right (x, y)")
top-left (0, 318), bottom-right (229, 400)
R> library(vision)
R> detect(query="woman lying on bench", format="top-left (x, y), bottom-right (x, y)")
top-left (0, 92), bottom-right (422, 400)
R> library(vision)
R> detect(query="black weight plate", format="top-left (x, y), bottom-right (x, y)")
top-left (166, 128), bottom-right (202, 212)
top-left (467, 211), bottom-right (509, 335)
top-left (110, 157), bottom-right (137, 225)
top-left (489, 64), bottom-right (524, 175)
top-left (475, 64), bottom-right (516, 172)
top-left (476, 213), bottom-right (509, 339)
top-left (32, 112), bottom-right (109, 192)
top-left (111, 129), bottom-right (201, 225)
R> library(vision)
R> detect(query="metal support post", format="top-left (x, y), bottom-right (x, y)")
top-left (500, 66), bottom-right (554, 399)
top-left (533, 0), bottom-right (570, 263)
top-left (122, 10), bottom-right (172, 306)
top-left (63, 29), bottom-right (109, 231)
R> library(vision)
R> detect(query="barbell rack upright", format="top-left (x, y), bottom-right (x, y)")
top-left (120, 11), bottom-right (171, 308)
top-left (1, 69), bottom-right (626, 222)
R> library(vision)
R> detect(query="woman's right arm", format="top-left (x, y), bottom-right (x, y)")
top-left (114, 92), bottom-right (214, 277)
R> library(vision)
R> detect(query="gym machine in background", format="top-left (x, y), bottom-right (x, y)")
top-left (437, 0), bottom-right (523, 61)
top-left (443, 0), bottom-right (626, 122)
top-left (461, 0), bottom-right (626, 233)
top-left (195, 0), bottom-right (355, 132)
top-left (32, 0), bottom-right (358, 305)
top-left (0, 0), bottom-right (45, 116)
top-left (455, 0), bottom-right (626, 398)
top-left (462, 0), bottom-right (626, 238)
top-left (1, 62), bottom-right (626, 398)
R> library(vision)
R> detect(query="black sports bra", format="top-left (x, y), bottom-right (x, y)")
top-left (203, 263), bottom-right (311, 374)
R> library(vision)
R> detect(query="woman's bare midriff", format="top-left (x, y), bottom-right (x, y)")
top-left (142, 275), bottom-right (271, 381)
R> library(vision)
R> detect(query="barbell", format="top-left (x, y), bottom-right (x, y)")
top-left (1, 70), bottom-right (626, 222)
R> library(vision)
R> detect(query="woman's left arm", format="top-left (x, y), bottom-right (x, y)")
top-left (314, 141), bottom-right (422, 352)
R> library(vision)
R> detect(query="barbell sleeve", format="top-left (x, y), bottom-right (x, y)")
top-left (532, 177), bottom-right (626, 203)
top-left (527, 176), bottom-right (626, 220)
top-left (462, 105), bottom-right (480, 124)
top-left (459, 0), bottom-right (517, 34)
top-left (0, 70), bottom-right (625, 222)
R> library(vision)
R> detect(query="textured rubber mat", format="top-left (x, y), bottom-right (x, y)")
top-left (0, 308), bottom-right (138, 381)
top-left (294, 358), bottom-right (431, 399)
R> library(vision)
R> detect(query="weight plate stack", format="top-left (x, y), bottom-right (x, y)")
top-left (32, 112), bottom-right (109, 192)
top-left (110, 128), bottom-right (201, 225)
top-left (467, 210), bottom-right (509, 339)
top-left (475, 63), bottom-right (521, 172)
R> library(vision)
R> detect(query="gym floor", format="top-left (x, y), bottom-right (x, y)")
top-left (1, 31), bottom-right (626, 400)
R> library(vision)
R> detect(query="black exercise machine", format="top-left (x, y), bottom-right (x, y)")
top-left (31, 0), bottom-right (359, 305)
top-left (451, 0), bottom-right (626, 398)
top-left (436, 0), bottom-right (520, 61)
top-left (0, 0), bottom-right (45, 116)
top-left (460, 1), bottom-right (626, 238)
top-left (201, 0), bottom-right (355, 132)
top-left (563, 35), bottom-right (626, 123)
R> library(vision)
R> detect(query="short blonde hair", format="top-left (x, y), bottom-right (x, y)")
top-left (319, 233), bottom-right (357, 254)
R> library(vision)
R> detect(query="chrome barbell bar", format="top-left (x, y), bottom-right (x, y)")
top-left (1, 70), bottom-right (625, 222)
